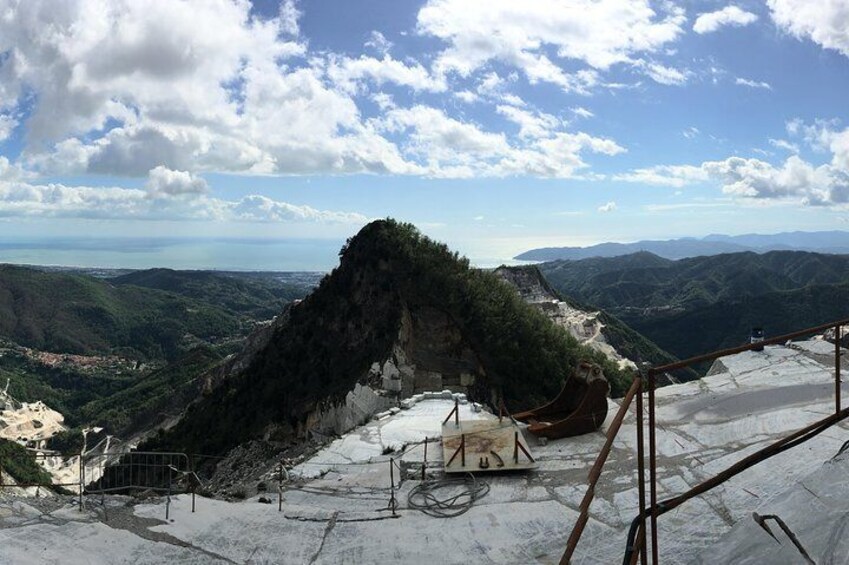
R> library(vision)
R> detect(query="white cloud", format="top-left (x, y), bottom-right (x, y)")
top-left (735, 77), bottom-right (772, 89)
top-left (638, 61), bottom-right (690, 85)
top-left (616, 127), bottom-right (849, 207)
top-left (704, 155), bottom-right (846, 205)
top-left (380, 105), bottom-right (511, 163)
top-left (454, 90), bottom-right (478, 103)
top-left (231, 195), bottom-right (368, 223)
top-left (327, 55), bottom-right (446, 93)
top-left (0, 156), bottom-right (31, 182)
top-left (365, 31), bottom-right (393, 55)
top-left (278, 0), bottom-right (302, 36)
top-left (0, 0), bottom-right (422, 178)
top-left (598, 201), bottom-right (617, 212)
top-left (417, 0), bottom-right (685, 91)
top-left (571, 107), bottom-right (594, 119)
top-left (768, 138), bottom-right (799, 153)
top-left (614, 165), bottom-right (709, 187)
top-left (145, 166), bottom-right (208, 197)
top-left (683, 126), bottom-right (700, 139)
top-left (0, 0), bottom-right (632, 184)
top-left (693, 6), bottom-right (758, 34)
top-left (0, 177), bottom-right (368, 224)
top-left (496, 105), bottom-right (562, 139)
top-left (782, 119), bottom-right (849, 171)
top-left (475, 72), bottom-right (529, 104)
top-left (768, 0), bottom-right (849, 57)
top-left (376, 104), bottom-right (623, 178)
top-left (0, 114), bottom-right (17, 142)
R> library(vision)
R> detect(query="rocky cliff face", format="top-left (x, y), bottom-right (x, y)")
top-left (150, 220), bottom-right (630, 459)
top-left (494, 266), bottom-right (637, 370)
top-left (280, 302), bottom-right (488, 440)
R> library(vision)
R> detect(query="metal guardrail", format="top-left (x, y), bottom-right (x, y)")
top-left (0, 448), bottom-right (210, 519)
top-left (85, 451), bottom-right (190, 494)
top-left (561, 317), bottom-right (849, 564)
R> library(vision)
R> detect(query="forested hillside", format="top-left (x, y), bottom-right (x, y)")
top-left (0, 265), bottom-right (240, 361)
top-left (149, 219), bottom-right (636, 456)
top-left (111, 268), bottom-right (310, 320)
top-left (540, 250), bottom-right (849, 360)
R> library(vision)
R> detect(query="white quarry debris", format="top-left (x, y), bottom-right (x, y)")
top-left (0, 389), bottom-right (66, 449)
top-left (494, 266), bottom-right (638, 370)
top-left (0, 384), bottom-right (115, 494)
top-left (2, 338), bottom-right (848, 564)
top-left (539, 299), bottom-right (637, 370)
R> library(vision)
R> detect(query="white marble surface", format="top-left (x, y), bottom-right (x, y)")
top-left (2, 340), bottom-right (847, 564)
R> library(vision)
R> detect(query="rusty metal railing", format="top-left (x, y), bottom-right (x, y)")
top-left (561, 376), bottom-right (641, 563)
top-left (561, 316), bottom-right (849, 564)
top-left (0, 448), bottom-right (210, 519)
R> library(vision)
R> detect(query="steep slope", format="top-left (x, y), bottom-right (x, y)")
top-left (540, 251), bottom-right (849, 361)
top-left (110, 268), bottom-right (310, 320)
top-left (542, 250), bottom-right (849, 313)
top-left (77, 347), bottom-right (222, 438)
top-left (148, 220), bottom-right (633, 457)
top-left (493, 265), bottom-right (680, 370)
top-left (631, 282), bottom-right (849, 360)
top-left (0, 265), bottom-right (243, 361)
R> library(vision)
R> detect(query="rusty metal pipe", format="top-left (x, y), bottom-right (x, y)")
top-left (651, 316), bottom-right (849, 375)
top-left (656, 405), bottom-right (849, 517)
top-left (646, 375), bottom-right (660, 563)
top-left (461, 434), bottom-right (465, 467)
top-left (560, 376), bottom-right (641, 564)
top-left (635, 376), bottom-right (647, 565)
top-left (836, 323), bottom-right (842, 414)
top-left (422, 438), bottom-right (428, 481)
top-left (628, 522), bottom-right (646, 565)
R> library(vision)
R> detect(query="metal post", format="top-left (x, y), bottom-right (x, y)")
top-left (191, 456), bottom-right (196, 513)
top-left (278, 463), bottom-right (284, 513)
top-left (513, 430), bottom-right (519, 463)
top-left (455, 398), bottom-right (459, 427)
top-left (78, 453), bottom-right (83, 511)
top-left (648, 370), bottom-right (659, 564)
top-left (636, 376), bottom-right (647, 565)
top-left (422, 438), bottom-right (428, 481)
top-left (461, 434), bottom-right (465, 467)
top-left (389, 458), bottom-right (397, 517)
top-left (836, 324), bottom-right (842, 415)
top-left (560, 378), bottom-right (641, 564)
top-left (166, 466), bottom-right (172, 521)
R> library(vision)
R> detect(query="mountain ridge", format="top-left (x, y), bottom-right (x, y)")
top-left (539, 249), bottom-right (849, 361)
top-left (146, 219), bottom-right (638, 457)
top-left (516, 230), bottom-right (849, 261)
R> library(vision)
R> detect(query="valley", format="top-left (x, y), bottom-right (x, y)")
top-left (540, 250), bottom-right (849, 361)
top-left (2, 220), bottom-right (849, 565)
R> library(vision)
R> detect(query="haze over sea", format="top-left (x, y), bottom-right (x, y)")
top-left (0, 237), bottom-right (530, 272)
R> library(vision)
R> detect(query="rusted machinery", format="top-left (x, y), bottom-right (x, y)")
top-left (513, 361), bottom-right (610, 439)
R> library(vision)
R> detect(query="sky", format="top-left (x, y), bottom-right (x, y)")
top-left (2, 0), bottom-right (849, 270)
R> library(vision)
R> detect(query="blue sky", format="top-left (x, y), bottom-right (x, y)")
top-left (1, 0), bottom-right (849, 270)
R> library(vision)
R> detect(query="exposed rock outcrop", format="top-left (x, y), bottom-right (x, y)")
top-left (150, 220), bottom-right (631, 460)
top-left (494, 266), bottom-right (637, 370)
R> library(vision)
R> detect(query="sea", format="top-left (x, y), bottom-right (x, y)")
top-left (0, 237), bottom-right (533, 272)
